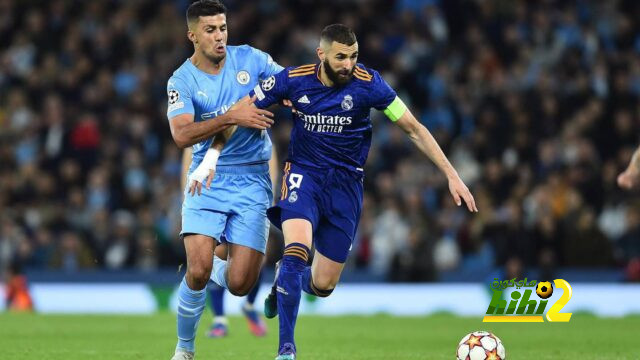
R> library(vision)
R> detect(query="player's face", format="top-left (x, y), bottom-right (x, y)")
top-left (190, 14), bottom-right (228, 64)
top-left (323, 41), bottom-right (358, 86)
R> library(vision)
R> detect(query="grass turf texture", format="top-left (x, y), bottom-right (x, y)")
top-left (0, 313), bottom-right (637, 359)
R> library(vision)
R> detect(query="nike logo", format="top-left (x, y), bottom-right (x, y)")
top-left (298, 95), bottom-right (310, 104)
top-left (197, 90), bottom-right (208, 98)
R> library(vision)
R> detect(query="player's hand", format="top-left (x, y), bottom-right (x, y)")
top-left (188, 166), bottom-right (211, 196)
top-left (282, 99), bottom-right (297, 114)
top-left (187, 149), bottom-right (220, 196)
top-left (228, 95), bottom-right (274, 130)
top-left (447, 175), bottom-right (478, 212)
top-left (618, 168), bottom-right (639, 190)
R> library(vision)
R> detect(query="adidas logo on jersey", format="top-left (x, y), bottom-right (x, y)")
top-left (298, 95), bottom-right (310, 104)
top-left (276, 286), bottom-right (289, 296)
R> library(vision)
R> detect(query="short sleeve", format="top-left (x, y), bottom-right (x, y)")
top-left (251, 47), bottom-right (284, 80)
top-left (369, 70), bottom-right (398, 111)
top-left (249, 69), bottom-right (288, 109)
top-left (166, 76), bottom-right (194, 119)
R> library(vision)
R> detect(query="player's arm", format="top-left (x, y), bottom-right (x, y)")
top-left (618, 144), bottom-right (640, 189)
top-left (169, 96), bottom-right (273, 149)
top-left (187, 70), bottom-right (289, 195)
top-left (388, 98), bottom-right (478, 212)
top-left (187, 124), bottom-right (237, 196)
top-left (186, 96), bottom-right (260, 196)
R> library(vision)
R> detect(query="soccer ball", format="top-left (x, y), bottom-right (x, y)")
top-left (456, 331), bottom-right (506, 360)
top-left (536, 281), bottom-right (553, 299)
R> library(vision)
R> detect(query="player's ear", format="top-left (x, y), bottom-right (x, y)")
top-left (188, 30), bottom-right (197, 44)
top-left (317, 47), bottom-right (325, 62)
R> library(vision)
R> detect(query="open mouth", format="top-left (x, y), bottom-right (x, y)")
top-left (215, 44), bottom-right (225, 52)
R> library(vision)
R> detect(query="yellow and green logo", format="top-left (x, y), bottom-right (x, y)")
top-left (482, 279), bottom-right (572, 323)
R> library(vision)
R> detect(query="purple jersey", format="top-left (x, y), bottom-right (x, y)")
top-left (250, 63), bottom-right (396, 173)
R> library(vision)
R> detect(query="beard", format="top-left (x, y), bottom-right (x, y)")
top-left (323, 59), bottom-right (354, 86)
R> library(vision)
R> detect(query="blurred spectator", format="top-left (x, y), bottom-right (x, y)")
top-left (4, 261), bottom-right (33, 312)
top-left (1, 0), bottom-right (639, 281)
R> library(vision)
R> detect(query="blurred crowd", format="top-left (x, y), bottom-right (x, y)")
top-left (1, 0), bottom-right (640, 281)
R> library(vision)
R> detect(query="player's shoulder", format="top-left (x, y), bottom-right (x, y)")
top-left (286, 64), bottom-right (318, 78)
top-left (228, 44), bottom-right (268, 59)
top-left (228, 44), bottom-right (252, 55)
top-left (352, 63), bottom-right (376, 83)
top-left (167, 60), bottom-right (194, 87)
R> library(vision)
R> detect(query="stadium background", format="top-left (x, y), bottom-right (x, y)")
top-left (1, 0), bottom-right (640, 359)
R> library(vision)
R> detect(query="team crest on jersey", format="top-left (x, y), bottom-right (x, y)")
top-left (237, 70), bottom-right (250, 85)
top-left (288, 190), bottom-right (298, 203)
top-left (262, 76), bottom-right (276, 91)
top-left (168, 89), bottom-right (180, 104)
top-left (341, 94), bottom-right (353, 110)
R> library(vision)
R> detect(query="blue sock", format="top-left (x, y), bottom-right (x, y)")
top-left (176, 277), bottom-right (207, 353)
top-left (208, 281), bottom-right (225, 316)
top-left (301, 267), bottom-right (313, 295)
top-left (246, 269), bottom-right (263, 305)
top-left (277, 243), bottom-right (310, 353)
top-left (210, 255), bottom-right (228, 289)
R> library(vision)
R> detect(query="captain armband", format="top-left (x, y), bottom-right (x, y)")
top-left (382, 96), bottom-right (408, 122)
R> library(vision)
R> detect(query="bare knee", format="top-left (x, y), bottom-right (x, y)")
top-left (183, 234), bottom-right (214, 290)
top-left (227, 270), bottom-right (256, 296)
top-left (186, 262), bottom-right (212, 290)
top-left (309, 275), bottom-right (338, 297)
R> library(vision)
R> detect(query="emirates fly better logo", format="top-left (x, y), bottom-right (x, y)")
top-left (483, 279), bottom-right (573, 323)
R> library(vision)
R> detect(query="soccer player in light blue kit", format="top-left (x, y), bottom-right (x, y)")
top-left (166, 2), bottom-right (282, 359)
top-left (180, 148), bottom-right (268, 339)
top-left (198, 24), bottom-right (478, 359)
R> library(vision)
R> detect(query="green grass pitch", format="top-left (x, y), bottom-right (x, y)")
top-left (0, 313), bottom-right (638, 359)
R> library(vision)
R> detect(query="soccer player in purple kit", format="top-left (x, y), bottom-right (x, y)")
top-left (191, 24), bottom-right (478, 359)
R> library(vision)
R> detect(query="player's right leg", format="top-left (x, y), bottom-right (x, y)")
top-left (275, 217), bottom-right (314, 359)
top-left (173, 190), bottom-right (227, 359)
top-left (173, 234), bottom-right (216, 360)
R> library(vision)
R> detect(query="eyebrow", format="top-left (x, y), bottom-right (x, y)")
top-left (202, 23), bottom-right (226, 30)
top-left (336, 51), bottom-right (358, 57)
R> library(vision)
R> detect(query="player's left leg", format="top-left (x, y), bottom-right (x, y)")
top-left (207, 240), bottom-right (229, 338)
top-left (210, 241), bottom-right (267, 336)
top-left (302, 249), bottom-right (345, 298)
top-left (300, 167), bottom-right (361, 298)
top-left (242, 269), bottom-right (267, 336)
top-left (206, 281), bottom-right (228, 338)
top-left (210, 242), bottom-right (264, 295)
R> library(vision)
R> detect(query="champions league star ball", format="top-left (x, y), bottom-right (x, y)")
top-left (456, 331), bottom-right (506, 360)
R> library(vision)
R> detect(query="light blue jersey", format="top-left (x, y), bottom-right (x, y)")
top-left (167, 45), bottom-right (283, 170)
top-left (167, 45), bottom-right (283, 252)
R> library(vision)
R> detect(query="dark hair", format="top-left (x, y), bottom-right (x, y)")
top-left (321, 24), bottom-right (357, 46)
top-left (186, 0), bottom-right (227, 24)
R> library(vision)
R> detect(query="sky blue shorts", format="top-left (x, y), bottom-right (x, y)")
top-left (181, 162), bottom-right (272, 254)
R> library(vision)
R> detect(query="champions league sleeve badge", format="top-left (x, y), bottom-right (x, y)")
top-left (237, 70), bottom-right (250, 85)
top-left (168, 89), bottom-right (180, 104)
top-left (341, 94), bottom-right (353, 110)
top-left (261, 76), bottom-right (276, 91)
